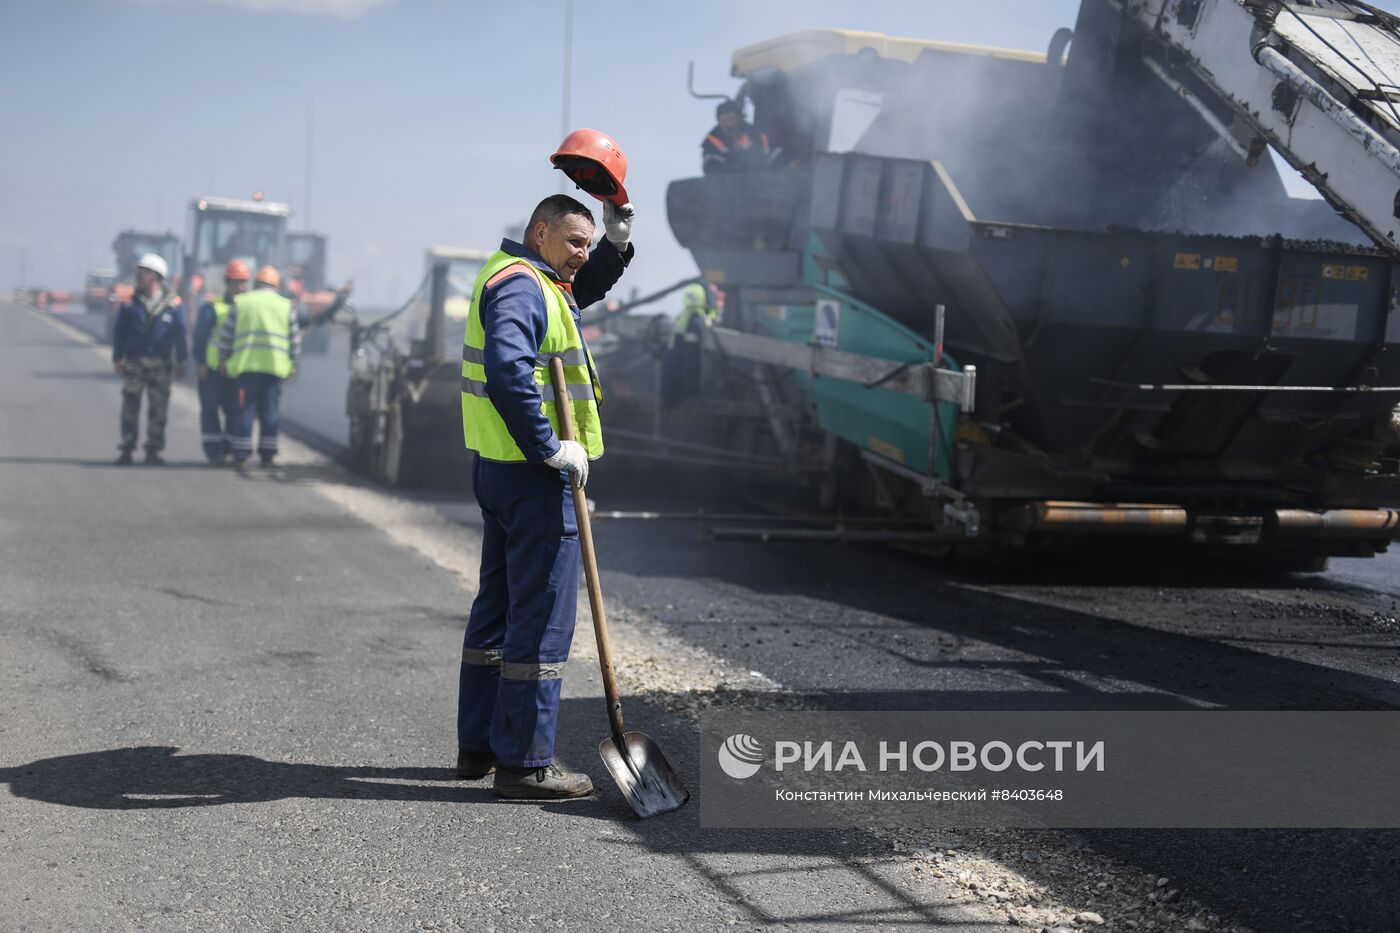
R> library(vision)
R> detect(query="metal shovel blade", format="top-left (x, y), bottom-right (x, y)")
top-left (599, 731), bottom-right (690, 819)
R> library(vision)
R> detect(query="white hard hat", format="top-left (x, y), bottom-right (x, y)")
top-left (136, 252), bottom-right (168, 279)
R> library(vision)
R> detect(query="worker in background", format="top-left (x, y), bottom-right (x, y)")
top-left (217, 265), bottom-right (299, 470)
top-left (702, 99), bottom-right (774, 175)
top-left (662, 281), bottom-right (721, 409)
top-left (672, 281), bottom-right (720, 347)
top-left (191, 260), bottom-right (249, 465)
top-left (457, 193), bottom-right (634, 800)
top-left (111, 253), bottom-right (186, 465)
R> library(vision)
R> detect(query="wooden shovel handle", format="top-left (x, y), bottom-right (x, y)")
top-left (549, 357), bottom-right (627, 741)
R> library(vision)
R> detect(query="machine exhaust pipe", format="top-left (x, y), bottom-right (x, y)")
top-left (1025, 503), bottom-right (1400, 541)
top-left (1272, 509), bottom-right (1400, 538)
top-left (1025, 501), bottom-right (1189, 535)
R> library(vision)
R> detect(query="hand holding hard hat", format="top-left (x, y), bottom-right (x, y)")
top-left (551, 128), bottom-right (631, 207)
top-left (602, 201), bottom-right (634, 251)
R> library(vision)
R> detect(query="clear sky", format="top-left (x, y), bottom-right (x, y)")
top-left (1, 0), bottom-right (1396, 304)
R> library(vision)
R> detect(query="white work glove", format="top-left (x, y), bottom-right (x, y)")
top-left (545, 439), bottom-right (590, 489)
top-left (603, 201), bottom-right (635, 252)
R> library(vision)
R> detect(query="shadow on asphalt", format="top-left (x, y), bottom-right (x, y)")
top-left (235, 461), bottom-right (363, 486)
top-left (28, 370), bottom-right (120, 381)
top-left (0, 746), bottom-right (488, 809)
top-left (0, 457), bottom-right (222, 470)
top-left (11, 339), bottom-right (93, 349)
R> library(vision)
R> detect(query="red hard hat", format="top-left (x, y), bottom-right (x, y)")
top-left (224, 259), bottom-right (250, 281)
top-left (550, 128), bottom-right (630, 206)
top-left (255, 265), bottom-right (281, 289)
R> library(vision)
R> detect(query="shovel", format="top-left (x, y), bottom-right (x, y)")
top-left (550, 357), bottom-right (690, 819)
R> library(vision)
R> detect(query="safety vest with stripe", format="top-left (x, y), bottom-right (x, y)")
top-left (205, 297), bottom-right (231, 369)
top-left (461, 251), bottom-right (604, 462)
top-left (226, 288), bottom-right (293, 379)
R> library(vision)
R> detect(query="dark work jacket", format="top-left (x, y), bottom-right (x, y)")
top-left (112, 292), bottom-right (187, 364)
top-left (701, 122), bottom-right (772, 174)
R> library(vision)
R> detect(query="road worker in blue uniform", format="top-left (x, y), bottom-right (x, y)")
top-left (112, 253), bottom-right (186, 465)
top-left (216, 265), bottom-right (300, 470)
top-left (456, 190), bottom-right (635, 799)
top-left (191, 260), bottom-right (250, 464)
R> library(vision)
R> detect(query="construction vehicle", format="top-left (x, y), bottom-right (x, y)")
top-left (352, 0), bottom-right (1400, 568)
top-left (106, 230), bottom-right (180, 341)
top-left (83, 268), bottom-right (115, 314)
top-left (344, 247), bottom-right (489, 486)
top-left (180, 195), bottom-right (290, 311)
top-left (614, 0), bottom-right (1400, 567)
top-left (286, 231), bottom-right (339, 354)
top-left (286, 231), bottom-right (328, 294)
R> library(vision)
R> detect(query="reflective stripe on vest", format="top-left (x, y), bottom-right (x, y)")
top-left (206, 297), bottom-right (231, 369)
top-left (226, 288), bottom-right (293, 379)
top-left (460, 251), bottom-right (604, 462)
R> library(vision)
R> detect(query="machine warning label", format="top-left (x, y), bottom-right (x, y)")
top-left (868, 436), bottom-right (905, 464)
top-left (1322, 263), bottom-right (1369, 281)
top-left (1173, 252), bottom-right (1202, 270)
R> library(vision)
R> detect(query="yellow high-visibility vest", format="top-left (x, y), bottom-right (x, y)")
top-left (460, 251), bottom-right (603, 461)
top-left (205, 297), bottom-right (231, 370)
top-left (226, 288), bottom-right (293, 379)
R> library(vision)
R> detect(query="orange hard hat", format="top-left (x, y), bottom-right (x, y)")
top-left (224, 259), bottom-right (250, 281)
top-left (254, 265), bottom-right (281, 289)
top-left (550, 128), bottom-right (629, 206)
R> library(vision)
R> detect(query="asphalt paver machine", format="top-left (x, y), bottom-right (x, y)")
top-left (646, 0), bottom-right (1400, 565)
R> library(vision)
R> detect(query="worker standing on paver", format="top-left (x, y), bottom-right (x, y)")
top-left (701, 99), bottom-right (773, 175)
top-left (191, 260), bottom-right (249, 464)
top-left (217, 265), bottom-right (299, 470)
top-left (112, 253), bottom-right (186, 466)
top-left (662, 281), bottom-right (721, 409)
top-left (457, 185), bottom-right (635, 800)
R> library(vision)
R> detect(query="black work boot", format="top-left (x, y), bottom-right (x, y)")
top-left (114, 450), bottom-right (134, 466)
top-left (143, 450), bottom-right (165, 466)
top-left (494, 762), bottom-right (593, 800)
top-left (455, 749), bottom-right (497, 780)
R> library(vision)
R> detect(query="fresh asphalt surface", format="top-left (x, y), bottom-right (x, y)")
top-left (9, 302), bottom-right (1400, 931)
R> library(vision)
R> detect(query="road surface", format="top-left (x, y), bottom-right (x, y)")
top-left (8, 300), bottom-right (1400, 932)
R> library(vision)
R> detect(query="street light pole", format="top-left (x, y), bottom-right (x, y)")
top-left (560, 0), bottom-right (574, 193)
top-left (257, 72), bottom-right (312, 229)
top-left (305, 95), bottom-right (314, 231)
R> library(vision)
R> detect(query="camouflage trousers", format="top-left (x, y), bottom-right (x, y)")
top-left (119, 357), bottom-right (173, 453)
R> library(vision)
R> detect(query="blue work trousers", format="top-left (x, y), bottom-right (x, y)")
top-left (458, 456), bottom-right (580, 768)
top-left (197, 371), bottom-right (237, 461)
top-left (230, 373), bottom-right (283, 462)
